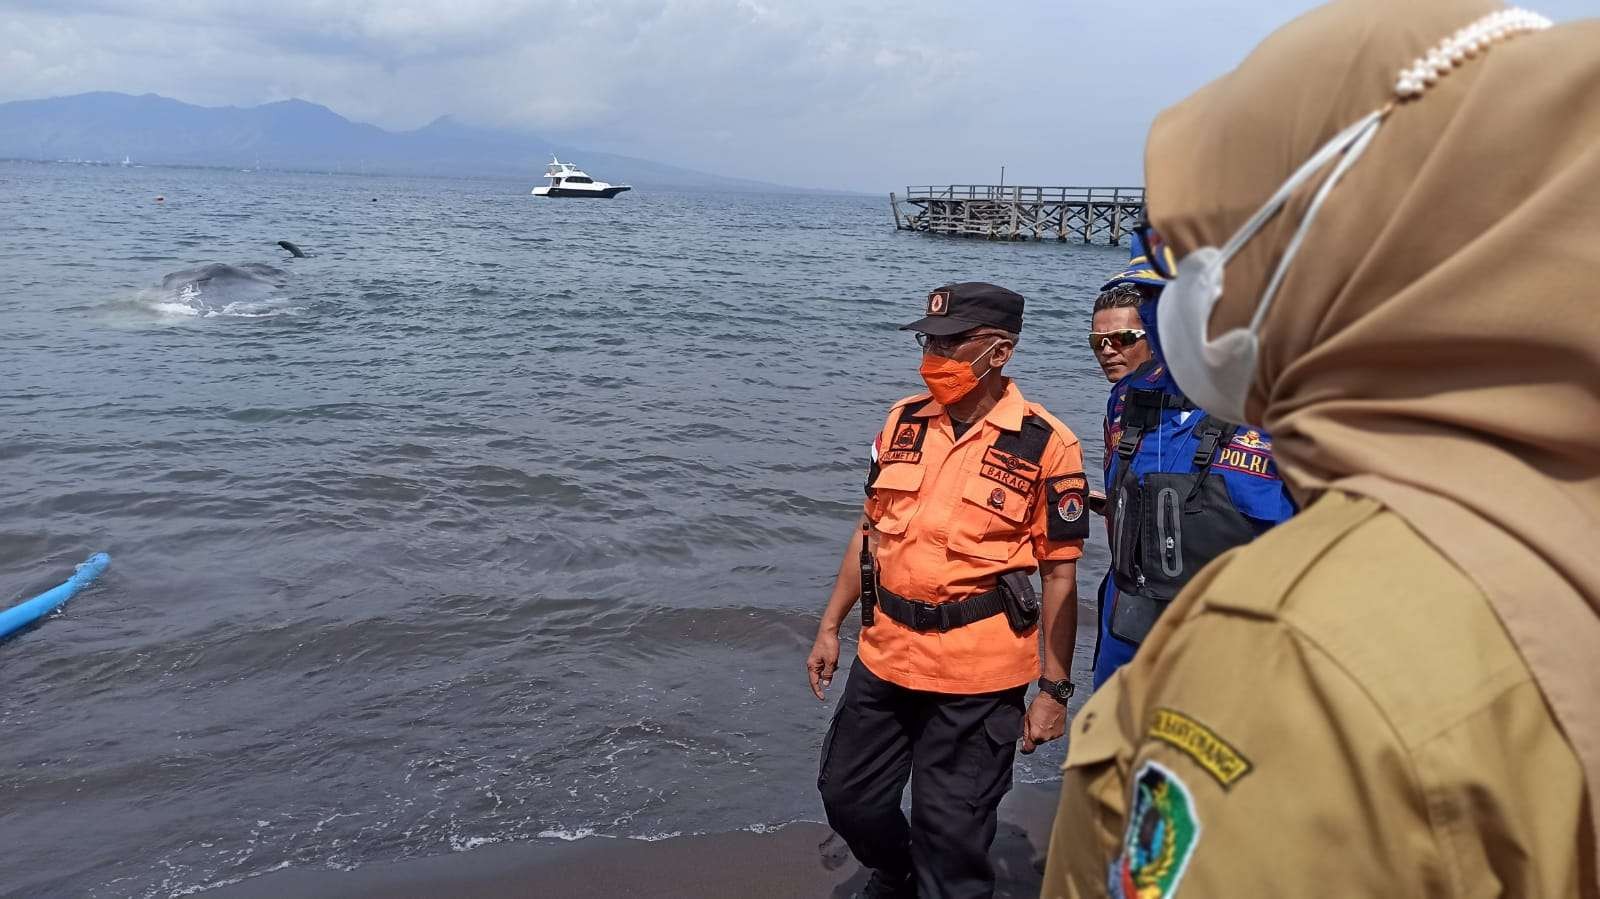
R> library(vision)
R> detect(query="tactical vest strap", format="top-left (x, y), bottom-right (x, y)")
top-left (1116, 422), bottom-right (1145, 461)
top-left (1189, 417), bottom-right (1240, 469)
top-left (1126, 388), bottom-right (1194, 424)
top-left (1117, 389), bottom-right (1194, 462)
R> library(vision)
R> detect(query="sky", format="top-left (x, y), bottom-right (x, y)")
top-left (1, 0), bottom-right (1592, 192)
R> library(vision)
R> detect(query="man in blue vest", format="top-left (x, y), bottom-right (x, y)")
top-left (1089, 238), bottom-right (1298, 689)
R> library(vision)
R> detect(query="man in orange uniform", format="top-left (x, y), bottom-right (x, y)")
top-left (806, 283), bottom-right (1088, 899)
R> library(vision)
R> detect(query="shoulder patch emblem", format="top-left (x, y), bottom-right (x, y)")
top-left (1109, 761), bottom-right (1201, 899)
top-left (1050, 475), bottom-right (1086, 492)
top-left (879, 420), bottom-right (927, 465)
top-left (1148, 708), bottom-right (1253, 789)
top-left (1231, 429), bottom-right (1271, 452)
top-left (1056, 492), bottom-right (1083, 523)
top-left (1045, 475), bottom-right (1089, 541)
top-left (892, 423), bottom-right (920, 449)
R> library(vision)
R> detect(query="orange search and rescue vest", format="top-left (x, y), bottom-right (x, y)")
top-left (861, 380), bottom-right (1088, 694)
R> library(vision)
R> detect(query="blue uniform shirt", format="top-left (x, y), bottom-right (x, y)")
top-left (1092, 363), bottom-right (1298, 688)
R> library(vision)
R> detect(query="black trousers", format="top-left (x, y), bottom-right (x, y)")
top-left (818, 658), bottom-right (1027, 899)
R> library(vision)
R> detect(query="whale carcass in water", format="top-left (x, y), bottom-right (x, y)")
top-left (152, 262), bottom-right (293, 317)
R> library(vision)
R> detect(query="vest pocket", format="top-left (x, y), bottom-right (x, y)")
top-left (949, 476), bottom-right (1030, 560)
top-left (1111, 483), bottom-right (1143, 587)
top-left (1155, 486), bottom-right (1184, 578)
top-left (869, 463), bottom-right (924, 535)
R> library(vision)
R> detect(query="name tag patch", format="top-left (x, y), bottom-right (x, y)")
top-left (980, 447), bottom-right (1040, 494)
top-left (1147, 708), bottom-right (1253, 788)
top-left (1212, 446), bottom-right (1273, 478)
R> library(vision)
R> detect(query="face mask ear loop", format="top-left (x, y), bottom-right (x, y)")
top-left (1249, 110), bottom-right (1385, 331)
top-left (1218, 110), bottom-right (1386, 263)
top-left (975, 339), bottom-right (1005, 383)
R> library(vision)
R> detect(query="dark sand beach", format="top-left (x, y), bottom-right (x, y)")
top-left (209, 782), bottom-right (1062, 898)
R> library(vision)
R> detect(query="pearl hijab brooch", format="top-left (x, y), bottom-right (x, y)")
top-left (1395, 7), bottom-right (1553, 100)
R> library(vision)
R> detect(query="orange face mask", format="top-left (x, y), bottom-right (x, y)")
top-left (919, 340), bottom-right (1001, 405)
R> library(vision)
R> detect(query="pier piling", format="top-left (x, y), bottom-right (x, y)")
top-left (890, 185), bottom-right (1145, 245)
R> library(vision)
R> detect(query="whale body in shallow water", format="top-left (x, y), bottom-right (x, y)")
top-left (160, 262), bottom-right (287, 294)
top-left (151, 262), bottom-right (293, 317)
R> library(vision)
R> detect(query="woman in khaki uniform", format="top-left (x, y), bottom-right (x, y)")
top-left (1043, 1), bottom-right (1600, 896)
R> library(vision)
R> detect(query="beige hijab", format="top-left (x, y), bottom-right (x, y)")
top-left (1147, 0), bottom-right (1600, 877)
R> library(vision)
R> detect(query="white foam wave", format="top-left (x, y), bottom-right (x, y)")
top-left (449, 833), bottom-right (502, 852)
top-left (536, 827), bottom-right (599, 841)
top-left (216, 302), bottom-right (306, 318)
top-left (167, 861), bottom-right (293, 897)
top-left (127, 267), bottom-right (306, 319)
top-left (627, 831), bottom-right (685, 842)
top-left (147, 300), bottom-right (203, 317)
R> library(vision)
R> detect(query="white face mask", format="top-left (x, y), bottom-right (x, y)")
top-left (1158, 108), bottom-right (1387, 424)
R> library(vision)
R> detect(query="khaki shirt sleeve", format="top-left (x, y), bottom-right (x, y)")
top-left (1033, 431), bottom-right (1088, 562)
top-left (1098, 611), bottom-right (1451, 898)
top-left (1046, 495), bottom-right (1590, 899)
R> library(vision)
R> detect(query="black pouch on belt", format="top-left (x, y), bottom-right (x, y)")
top-left (997, 570), bottom-right (1040, 634)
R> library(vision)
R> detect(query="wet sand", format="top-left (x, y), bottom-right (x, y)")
top-left (207, 781), bottom-right (1062, 898)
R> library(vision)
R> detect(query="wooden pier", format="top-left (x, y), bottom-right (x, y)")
top-left (890, 185), bottom-right (1145, 245)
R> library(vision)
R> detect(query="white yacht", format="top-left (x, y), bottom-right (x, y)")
top-left (531, 157), bottom-right (631, 198)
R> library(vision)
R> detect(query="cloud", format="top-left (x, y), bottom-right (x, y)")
top-left (2, 0), bottom-right (1594, 191)
top-left (1, 1), bottom-right (969, 174)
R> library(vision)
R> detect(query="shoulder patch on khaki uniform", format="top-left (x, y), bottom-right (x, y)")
top-left (1148, 708), bottom-right (1253, 789)
top-left (1110, 761), bottom-right (1202, 899)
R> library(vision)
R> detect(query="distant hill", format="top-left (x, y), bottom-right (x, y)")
top-left (0, 92), bottom-right (805, 192)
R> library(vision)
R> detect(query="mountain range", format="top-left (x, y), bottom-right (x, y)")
top-left (0, 92), bottom-right (804, 192)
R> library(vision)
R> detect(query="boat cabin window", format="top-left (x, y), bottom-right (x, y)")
top-left (565, 176), bottom-right (593, 184)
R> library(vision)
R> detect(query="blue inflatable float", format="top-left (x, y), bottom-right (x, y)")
top-left (0, 553), bottom-right (111, 640)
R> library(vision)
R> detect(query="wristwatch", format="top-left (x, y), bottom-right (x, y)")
top-left (1037, 676), bottom-right (1075, 705)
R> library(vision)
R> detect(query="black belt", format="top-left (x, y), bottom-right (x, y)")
top-left (876, 586), bottom-right (1007, 633)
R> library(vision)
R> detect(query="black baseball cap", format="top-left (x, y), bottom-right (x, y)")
top-left (899, 282), bottom-right (1025, 336)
